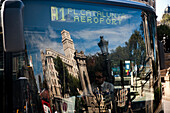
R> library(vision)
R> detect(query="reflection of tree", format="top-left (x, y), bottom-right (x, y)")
top-left (110, 30), bottom-right (146, 68)
top-left (110, 46), bottom-right (128, 66)
top-left (53, 56), bottom-right (80, 96)
top-left (87, 30), bottom-right (146, 80)
top-left (87, 30), bottom-right (146, 82)
top-left (157, 24), bottom-right (170, 41)
top-left (68, 74), bottom-right (80, 96)
top-left (54, 56), bottom-right (67, 97)
top-left (128, 30), bottom-right (146, 66)
top-left (86, 53), bottom-right (107, 83)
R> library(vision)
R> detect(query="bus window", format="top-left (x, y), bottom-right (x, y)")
top-left (1, 0), bottom-right (161, 113)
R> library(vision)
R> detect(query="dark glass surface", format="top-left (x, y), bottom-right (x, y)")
top-left (6, 0), bottom-right (159, 113)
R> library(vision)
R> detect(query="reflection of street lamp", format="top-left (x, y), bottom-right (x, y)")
top-left (98, 36), bottom-right (108, 56)
top-left (98, 36), bottom-right (112, 83)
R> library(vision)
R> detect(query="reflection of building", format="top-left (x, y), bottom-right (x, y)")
top-left (12, 53), bottom-right (42, 113)
top-left (41, 29), bottom-right (79, 99)
top-left (41, 51), bottom-right (61, 97)
top-left (61, 30), bottom-right (79, 78)
top-left (74, 50), bottom-right (99, 112)
top-left (40, 30), bottom-right (80, 112)
top-left (74, 50), bottom-right (93, 96)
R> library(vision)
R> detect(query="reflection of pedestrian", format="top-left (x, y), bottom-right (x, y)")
top-left (91, 71), bottom-right (114, 94)
top-left (91, 71), bottom-right (116, 113)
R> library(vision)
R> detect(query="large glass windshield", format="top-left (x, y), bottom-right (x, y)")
top-left (20, 0), bottom-right (159, 113)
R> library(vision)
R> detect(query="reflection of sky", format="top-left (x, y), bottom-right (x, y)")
top-left (71, 23), bottom-right (138, 54)
top-left (23, 0), bottom-right (142, 88)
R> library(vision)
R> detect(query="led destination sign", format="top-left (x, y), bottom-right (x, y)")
top-left (51, 7), bottom-right (127, 25)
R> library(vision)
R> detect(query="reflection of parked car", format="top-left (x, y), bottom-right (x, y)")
top-left (114, 75), bottom-right (120, 77)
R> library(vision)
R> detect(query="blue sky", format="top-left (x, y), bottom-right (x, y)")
top-left (156, 0), bottom-right (170, 21)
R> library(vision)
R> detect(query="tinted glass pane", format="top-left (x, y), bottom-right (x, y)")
top-left (22, 1), bottom-right (158, 113)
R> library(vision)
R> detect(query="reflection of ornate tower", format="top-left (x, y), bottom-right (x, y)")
top-left (61, 30), bottom-right (75, 60)
top-left (61, 30), bottom-right (78, 78)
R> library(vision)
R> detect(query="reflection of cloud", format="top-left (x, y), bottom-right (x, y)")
top-left (72, 24), bottom-right (135, 41)
top-left (71, 23), bottom-right (138, 54)
top-left (74, 40), bottom-right (98, 53)
top-left (48, 25), bottom-right (59, 39)
top-left (117, 14), bottom-right (132, 21)
top-left (25, 29), bottom-right (64, 54)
